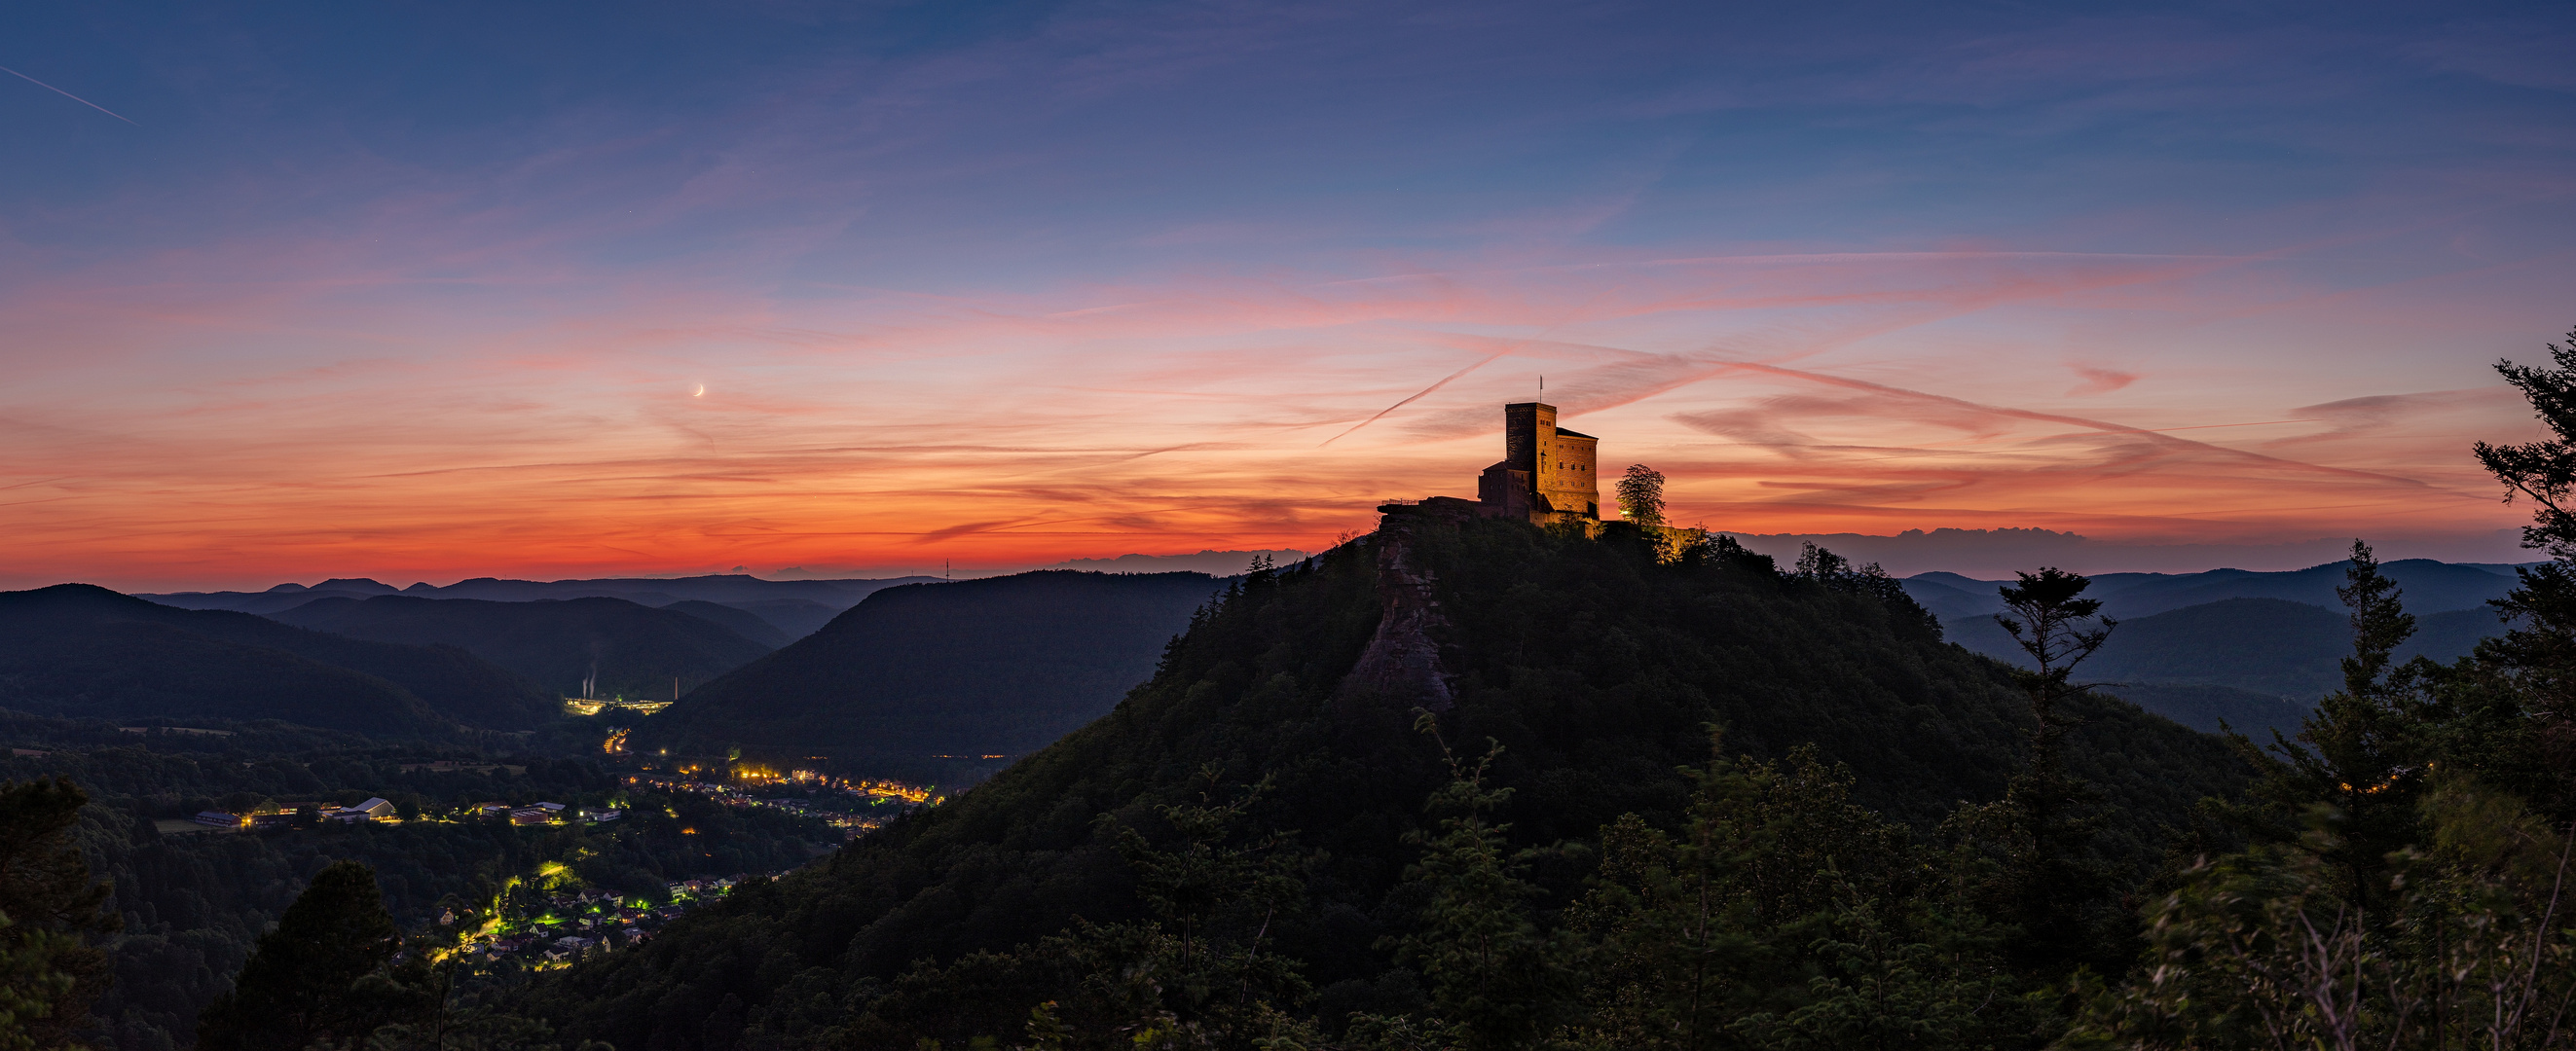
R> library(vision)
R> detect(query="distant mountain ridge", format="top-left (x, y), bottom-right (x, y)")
top-left (1924, 560), bottom-right (2525, 735)
top-left (1901, 558), bottom-right (2523, 620)
top-left (627, 570), bottom-right (1229, 779)
top-left (0, 584), bottom-right (556, 736)
top-left (267, 595), bottom-right (779, 700)
top-left (139, 573), bottom-right (942, 637)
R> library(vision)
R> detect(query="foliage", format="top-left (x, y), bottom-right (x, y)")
top-left (0, 741), bottom-right (826, 1049)
top-left (1616, 465), bottom-right (1667, 528)
top-left (511, 517), bottom-right (2242, 1049)
top-left (2209, 543), bottom-right (2434, 916)
top-left (1563, 737), bottom-right (2037, 1051)
top-left (2469, 333), bottom-right (2576, 808)
top-left (2065, 780), bottom-right (2575, 1051)
top-left (0, 778), bottom-right (115, 1050)
top-left (0, 584), bottom-right (555, 737)
top-left (2067, 324), bottom-right (2576, 1047)
top-left (0, 914), bottom-right (80, 1051)
top-left (270, 595), bottom-right (776, 701)
top-left (1952, 568), bottom-right (2124, 979)
top-left (628, 571), bottom-right (1226, 775)
top-left (196, 860), bottom-right (421, 1050)
top-left (1380, 721), bottom-right (1571, 1050)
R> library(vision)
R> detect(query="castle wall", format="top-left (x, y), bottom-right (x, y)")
top-left (1541, 431), bottom-right (1599, 518)
top-left (1487, 401), bottom-right (1600, 522)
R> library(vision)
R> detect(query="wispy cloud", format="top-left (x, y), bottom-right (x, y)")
top-left (0, 0), bottom-right (2567, 590)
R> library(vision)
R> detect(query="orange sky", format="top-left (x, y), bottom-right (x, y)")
top-left (3, 245), bottom-right (2557, 592)
top-left (9, 1), bottom-right (2576, 592)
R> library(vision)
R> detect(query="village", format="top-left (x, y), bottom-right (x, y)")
top-left (452, 873), bottom-right (758, 967)
top-left (620, 765), bottom-right (942, 840)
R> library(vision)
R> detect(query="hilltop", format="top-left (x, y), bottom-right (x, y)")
top-left (0, 585), bottom-right (555, 736)
top-left (519, 515), bottom-right (2244, 1048)
top-left (269, 595), bottom-right (777, 700)
top-left (140, 573), bottom-right (941, 638)
top-left (625, 571), bottom-right (1228, 779)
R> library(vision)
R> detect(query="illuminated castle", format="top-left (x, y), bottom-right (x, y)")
top-left (1476, 402), bottom-right (1600, 523)
top-left (1381, 401), bottom-right (1602, 526)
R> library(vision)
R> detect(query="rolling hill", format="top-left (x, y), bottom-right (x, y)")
top-left (1904, 558), bottom-right (2522, 621)
top-left (625, 571), bottom-right (1229, 774)
top-left (521, 515), bottom-right (2246, 1049)
top-left (143, 573), bottom-right (941, 638)
top-left (1943, 596), bottom-right (2514, 733)
top-left (661, 600), bottom-right (794, 648)
top-left (267, 595), bottom-right (779, 700)
top-left (0, 585), bottom-right (555, 735)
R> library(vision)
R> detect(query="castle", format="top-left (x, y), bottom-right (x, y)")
top-left (1385, 402), bottom-right (1603, 525)
top-left (1478, 402), bottom-right (1601, 523)
top-left (1340, 401), bottom-right (1604, 712)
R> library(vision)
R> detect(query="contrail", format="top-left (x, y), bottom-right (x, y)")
top-left (0, 64), bottom-right (135, 125)
top-left (1321, 353), bottom-right (1504, 447)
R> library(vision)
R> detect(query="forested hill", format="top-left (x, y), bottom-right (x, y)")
top-left (519, 517), bottom-right (2244, 1049)
top-left (269, 595), bottom-right (777, 700)
top-left (624, 570), bottom-right (1227, 777)
top-left (0, 585), bottom-right (556, 736)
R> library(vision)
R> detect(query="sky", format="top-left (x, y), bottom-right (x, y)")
top-left (4, 0), bottom-right (2574, 591)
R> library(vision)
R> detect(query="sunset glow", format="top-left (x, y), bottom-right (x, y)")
top-left (4, 2), bottom-right (2570, 590)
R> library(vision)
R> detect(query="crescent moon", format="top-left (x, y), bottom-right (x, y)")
top-left (693, 384), bottom-right (706, 397)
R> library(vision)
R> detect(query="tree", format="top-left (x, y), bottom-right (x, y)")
top-left (0, 915), bottom-right (78, 1051)
top-left (2474, 326), bottom-right (2576, 562)
top-left (2066, 779), bottom-right (2576, 1051)
top-left (198, 861), bottom-right (426, 1051)
top-left (1565, 737), bottom-right (2029, 1051)
top-left (1962, 567), bottom-right (2122, 976)
top-left (2472, 327), bottom-right (2576, 807)
top-left (1993, 567), bottom-right (2116, 761)
top-left (1382, 716), bottom-right (1571, 1051)
top-left (2215, 541), bottom-right (2431, 915)
top-left (1616, 465), bottom-right (1667, 527)
top-left (1096, 767), bottom-right (1310, 1043)
top-left (0, 777), bottom-right (116, 1049)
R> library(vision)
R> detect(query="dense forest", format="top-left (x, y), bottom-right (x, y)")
top-left (0, 586), bottom-right (558, 735)
top-left (628, 571), bottom-right (1226, 779)
top-left (497, 508), bottom-right (2251, 1050)
top-left (269, 595), bottom-right (778, 700)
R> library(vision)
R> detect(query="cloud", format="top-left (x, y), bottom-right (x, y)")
top-left (2, 0), bottom-right (2567, 590)
top-left (2065, 364), bottom-right (2138, 396)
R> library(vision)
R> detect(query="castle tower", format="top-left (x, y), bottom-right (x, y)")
top-left (1478, 402), bottom-right (1599, 522)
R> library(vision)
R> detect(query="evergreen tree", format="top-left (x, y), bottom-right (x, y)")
top-left (1565, 738), bottom-right (2029, 1051)
top-left (0, 777), bottom-right (115, 1050)
top-left (2066, 779), bottom-right (2576, 1051)
top-left (0, 915), bottom-right (78, 1051)
top-left (1097, 767), bottom-right (1311, 1045)
top-left (2215, 541), bottom-right (2430, 914)
top-left (1958, 567), bottom-right (2121, 978)
top-left (1381, 717), bottom-right (1570, 1051)
top-left (2473, 325), bottom-right (2576, 812)
top-left (198, 860), bottom-right (424, 1051)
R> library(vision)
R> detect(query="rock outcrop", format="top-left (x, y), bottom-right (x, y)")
top-left (1331, 508), bottom-right (1456, 713)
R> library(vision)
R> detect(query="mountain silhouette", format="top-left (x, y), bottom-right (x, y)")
top-left (0, 585), bottom-right (553, 735)
top-left (268, 595), bottom-right (778, 700)
top-left (627, 570), bottom-right (1227, 770)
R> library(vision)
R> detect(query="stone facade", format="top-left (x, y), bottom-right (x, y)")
top-left (1473, 401), bottom-right (1600, 524)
